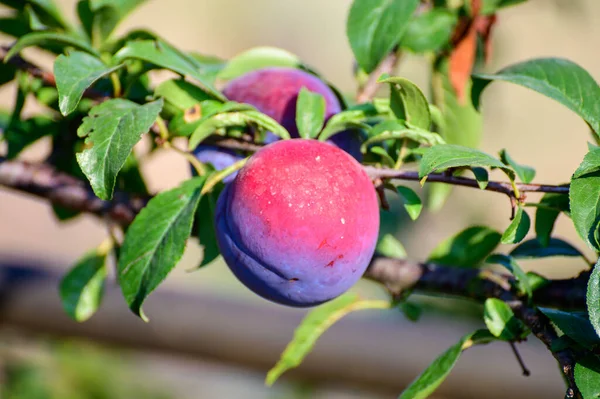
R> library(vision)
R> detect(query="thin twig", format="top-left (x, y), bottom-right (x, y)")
top-left (509, 341), bottom-right (530, 377)
top-left (363, 166), bottom-right (570, 196)
top-left (356, 51), bottom-right (402, 103)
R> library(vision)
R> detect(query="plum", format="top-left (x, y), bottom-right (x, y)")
top-left (191, 145), bottom-right (244, 183)
top-left (222, 67), bottom-right (363, 159)
top-left (215, 139), bottom-right (379, 307)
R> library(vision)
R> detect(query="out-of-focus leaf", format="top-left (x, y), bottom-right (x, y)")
top-left (534, 192), bottom-right (570, 247)
top-left (395, 186), bottom-right (422, 220)
top-left (571, 148), bottom-right (600, 251)
top-left (539, 308), bottom-right (600, 348)
top-left (4, 31), bottom-right (99, 62)
top-left (499, 149), bottom-right (535, 183)
top-left (510, 238), bottom-right (584, 260)
top-left (296, 87), bottom-right (325, 139)
top-left (217, 46), bottom-right (301, 81)
top-left (484, 298), bottom-right (526, 340)
top-left (586, 259), bottom-right (600, 339)
top-left (376, 233), bottom-right (407, 259)
top-left (379, 75), bottom-right (431, 130)
top-left (266, 293), bottom-right (389, 386)
top-left (401, 9), bottom-right (457, 53)
top-left (428, 226), bottom-right (501, 268)
top-left (486, 254), bottom-right (531, 298)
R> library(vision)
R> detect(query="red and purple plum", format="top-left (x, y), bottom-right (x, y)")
top-left (191, 145), bottom-right (244, 183)
top-left (214, 139), bottom-right (379, 307)
top-left (222, 67), bottom-right (363, 160)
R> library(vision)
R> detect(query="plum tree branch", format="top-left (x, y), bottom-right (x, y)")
top-left (0, 157), bottom-right (586, 396)
top-left (356, 50), bottom-right (402, 103)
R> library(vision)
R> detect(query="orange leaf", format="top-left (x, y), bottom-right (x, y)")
top-left (475, 14), bottom-right (498, 64)
top-left (449, 23), bottom-right (477, 104)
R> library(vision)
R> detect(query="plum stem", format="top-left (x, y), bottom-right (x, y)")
top-left (201, 157), bottom-right (249, 195)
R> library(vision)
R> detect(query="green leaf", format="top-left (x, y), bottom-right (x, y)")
top-left (266, 293), bottom-right (389, 386)
top-left (346, 0), bottom-right (419, 73)
top-left (54, 51), bottom-right (123, 116)
top-left (535, 192), bottom-right (570, 247)
top-left (27, 0), bottom-right (72, 30)
top-left (401, 9), bottom-right (457, 54)
top-left (378, 76), bottom-right (431, 130)
top-left (76, 98), bottom-right (163, 200)
top-left (499, 149), bottom-right (535, 183)
top-left (575, 357), bottom-right (600, 397)
top-left (59, 243), bottom-right (109, 322)
top-left (470, 167), bottom-right (489, 189)
top-left (419, 144), bottom-right (511, 180)
top-left (510, 238), bottom-right (583, 260)
top-left (399, 332), bottom-right (477, 399)
top-left (188, 110), bottom-right (290, 150)
top-left (428, 226), bottom-right (501, 268)
top-left (483, 298), bottom-right (525, 340)
top-left (587, 259), bottom-right (600, 340)
top-left (154, 78), bottom-right (214, 115)
top-left (539, 308), bottom-right (600, 348)
top-left (194, 187), bottom-right (222, 268)
top-left (472, 58), bottom-right (600, 137)
top-left (481, 0), bottom-right (528, 15)
top-left (428, 58), bottom-right (482, 211)
top-left (501, 206), bottom-right (530, 245)
top-left (486, 254), bottom-right (532, 298)
top-left (570, 148), bottom-right (600, 251)
top-left (4, 115), bottom-right (58, 159)
top-left (395, 185), bottom-right (422, 220)
top-left (4, 31), bottom-right (100, 62)
top-left (296, 87), bottom-right (326, 139)
top-left (89, 0), bottom-right (147, 40)
top-left (376, 233), bottom-right (407, 259)
top-left (319, 109), bottom-right (374, 143)
top-left (362, 120), bottom-right (444, 152)
top-left (114, 40), bottom-right (225, 101)
top-left (118, 177), bottom-right (206, 321)
top-left (370, 146), bottom-right (395, 167)
top-left (217, 46), bottom-right (301, 81)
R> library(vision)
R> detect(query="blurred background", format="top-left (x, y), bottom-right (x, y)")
top-left (0, 0), bottom-right (599, 397)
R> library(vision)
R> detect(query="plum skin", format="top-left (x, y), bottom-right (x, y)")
top-left (214, 139), bottom-right (379, 307)
top-left (222, 67), bottom-right (363, 160)
top-left (191, 145), bottom-right (244, 183)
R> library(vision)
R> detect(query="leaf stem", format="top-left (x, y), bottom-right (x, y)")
top-left (110, 72), bottom-right (122, 98)
top-left (201, 157), bottom-right (249, 195)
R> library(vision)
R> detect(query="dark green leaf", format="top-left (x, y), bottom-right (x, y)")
top-left (296, 87), bottom-right (326, 139)
top-left (217, 46), bottom-right (301, 81)
top-left (401, 9), bottom-right (457, 53)
top-left (28, 0), bottom-right (72, 29)
top-left (499, 149), bottom-right (535, 183)
top-left (395, 185), bottom-right (422, 220)
top-left (501, 206), bottom-right (530, 245)
top-left (194, 187), bottom-right (222, 268)
top-left (575, 356), bottom-right (600, 397)
top-left (399, 332), bottom-right (474, 399)
top-left (76, 98), bottom-right (163, 200)
top-left (399, 301), bottom-right (422, 322)
top-left (369, 146), bottom-right (395, 167)
top-left (4, 32), bottom-right (99, 62)
top-left (4, 115), bottom-right (58, 159)
top-left (266, 293), bottom-right (389, 386)
top-left (587, 259), bottom-right (600, 340)
top-left (470, 167), bottom-right (489, 189)
top-left (486, 254), bottom-right (532, 298)
top-left (571, 148), bottom-right (600, 251)
top-left (319, 109), bottom-right (374, 143)
top-left (118, 177), bottom-right (206, 321)
top-left (346, 0), bottom-right (419, 73)
top-left (114, 40), bottom-right (225, 101)
top-left (428, 226), bottom-right (501, 268)
top-left (0, 16), bottom-right (31, 38)
top-left (59, 245), bottom-right (109, 322)
top-left (535, 192), bottom-right (570, 247)
top-left (188, 109), bottom-right (290, 150)
top-left (379, 76), bottom-right (431, 130)
top-left (483, 298), bottom-right (525, 340)
top-left (376, 233), bottom-right (407, 259)
top-left (154, 78), bottom-right (214, 115)
top-left (510, 238), bottom-right (584, 260)
top-left (25, 4), bottom-right (48, 31)
top-left (419, 144), bottom-right (511, 180)
top-left (54, 51), bottom-right (123, 116)
top-left (539, 308), bottom-right (600, 348)
top-left (472, 58), bottom-right (600, 137)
